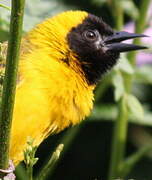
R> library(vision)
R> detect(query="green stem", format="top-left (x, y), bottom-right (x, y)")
top-left (0, 4), bottom-right (11, 10)
top-left (108, 0), bottom-right (151, 179)
top-left (108, 0), bottom-right (132, 178)
top-left (95, 74), bottom-right (112, 103)
top-left (120, 143), bottom-right (152, 178)
top-left (0, 0), bottom-right (25, 176)
top-left (27, 166), bottom-right (33, 180)
top-left (108, 1), bottom-right (125, 179)
top-left (128, 0), bottom-right (151, 66)
top-left (15, 163), bottom-right (28, 180)
top-left (39, 125), bottom-right (81, 179)
top-left (36, 144), bottom-right (64, 180)
top-left (124, 0), bottom-right (150, 100)
top-left (108, 94), bottom-right (128, 180)
top-left (108, 0), bottom-right (124, 30)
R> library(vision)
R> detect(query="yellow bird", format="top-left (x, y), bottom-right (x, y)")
top-left (0, 10), bottom-right (147, 165)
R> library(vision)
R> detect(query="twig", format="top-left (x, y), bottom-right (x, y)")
top-left (0, 0), bottom-right (25, 177)
top-left (36, 144), bottom-right (64, 180)
top-left (0, 4), bottom-right (11, 10)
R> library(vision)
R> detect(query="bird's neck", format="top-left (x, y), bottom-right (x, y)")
top-left (16, 49), bottom-right (95, 131)
top-left (19, 46), bottom-right (95, 94)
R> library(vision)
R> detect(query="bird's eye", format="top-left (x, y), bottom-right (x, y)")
top-left (83, 30), bottom-right (99, 41)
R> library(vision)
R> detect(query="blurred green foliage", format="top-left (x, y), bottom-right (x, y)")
top-left (0, 0), bottom-right (152, 180)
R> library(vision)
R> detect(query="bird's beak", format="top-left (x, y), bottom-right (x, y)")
top-left (104, 31), bottom-right (148, 52)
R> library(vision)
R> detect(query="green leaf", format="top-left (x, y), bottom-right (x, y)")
top-left (0, 0), bottom-right (76, 32)
top-left (121, 0), bottom-right (139, 20)
top-left (115, 54), bottom-right (134, 74)
top-left (89, 104), bottom-right (152, 126)
top-left (90, 104), bottom-right (118, 120)
top-left (135, 65), bottom-right (152, 84)
top-left (112, 71), bottom-right (125, 101)
top-left (0, 1), bottom-right (11, 41)
top-left (127, 94), bottom-right (144, 120)
top-left (91, 0), bottom-right (106, 6)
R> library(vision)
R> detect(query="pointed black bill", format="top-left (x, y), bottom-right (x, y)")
top-left (104, 31), bottom-right (148, 52)
top-left (106, 43), bottom-right (147, 52)
top-left (104, 31), bottom-right (148, 43)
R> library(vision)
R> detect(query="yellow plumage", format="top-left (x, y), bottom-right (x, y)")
top-left (0, 8), bottom-right (147, 167)
top-left (8, 11), bottom-right (95, 165)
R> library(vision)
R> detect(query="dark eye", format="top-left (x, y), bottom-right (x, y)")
top-left (83, 30), bottom-right (99, 41)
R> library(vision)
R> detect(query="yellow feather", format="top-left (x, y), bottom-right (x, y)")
top-left (9, 10), bottom-right (95, 165)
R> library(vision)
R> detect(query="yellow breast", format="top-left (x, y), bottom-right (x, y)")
top-left (10, 51), bottom-right (95, 164)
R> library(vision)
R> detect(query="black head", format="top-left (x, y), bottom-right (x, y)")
top-left (67, 14), bottom-right (147, 85)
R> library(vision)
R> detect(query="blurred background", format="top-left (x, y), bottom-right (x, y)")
top-left (0, 0), bottom-right (152, 179)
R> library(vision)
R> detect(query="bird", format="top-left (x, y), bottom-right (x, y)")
top-left (0, 10), bottom-right (147, 166)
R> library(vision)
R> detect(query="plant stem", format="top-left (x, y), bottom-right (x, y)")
top-left (123, 0), bottom-right (151, 113)
top-left (120, 142), bottom-right (152, 178)
top-left (108, 94), bottom-right (128, 180)
top-left (108, 1), bottom-right (127, 179)
top-left (108, 0), bottom-right (151, 179)
top-left (0, 0), bottom-right (25, 176)
top-left (38, 125), bottom-right (81, 179)
top-left (27, 166), bottom-right (33, 180)
top-left (15, 163), bottom-right (28, 180)
top-left (95, 74), bottom-right (112, 103)
top-left (108, 0), bottom-right (124, 30)
top-left (36, 144), bottom-right (64, 180)
top-left (128, 0), bottom-right (151, 66)
top-left (124, 0), bottom-right (150, 95)
top-left (0, 4), bottom-right (11, 11)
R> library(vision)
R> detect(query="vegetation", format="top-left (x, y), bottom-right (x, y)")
top-left (0, 0), bottom-right (152, 179)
